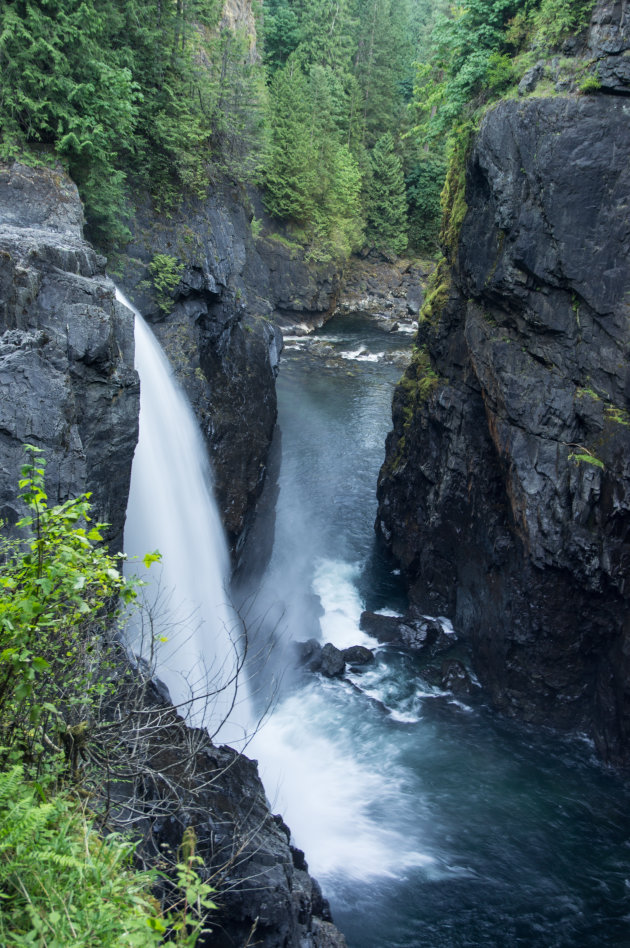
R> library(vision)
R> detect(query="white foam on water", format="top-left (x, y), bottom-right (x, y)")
top-left (312, 558), bottom-right (377, 648)
top-left (389, 708), bottom-right (422, 724)
top-left (248, 683), bottom-right (434, 882)
top-left (340, 346), bottom-right (384, 363)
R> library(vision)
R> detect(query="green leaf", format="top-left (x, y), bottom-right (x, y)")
top-left (142, 551), bottom-right (161, 569)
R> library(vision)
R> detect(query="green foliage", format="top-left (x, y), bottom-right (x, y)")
top-left (0, 0), bottom-right (268, 245)
top-left (420, 256), bottom-right (451, 324)
top-left (0, 764), bottom-right (163, 947)
top-left (349, 0), bottom-right (413, 148)
top-left (410, 0), bottom-right (598, 155)
top-left (405, 154), bottom-right (446, 252)
top-left (365, 133), bottom-right (408, 255)
top-left (604, 405), bottom-right (630, 427)
top-left (532, 0), bottom-right (596, 47)
top-left (147, 254), bottom-right (185, 315)
top-left (579, 74), bottom-right (602, 94)
top-left (261, 0), bottom-right (425, 257)
top-left (263, 56), bottom-right (363, 260)
top-left (568, 451), bottom-right (605, 470)
top-left (166, 827), bottom-right (217, 946)
top-left (0, 763), bottom-right (217, 946)
top-left (263, 0), bottom-right (302, 73)
top-left (575, 387), bottom-right (629, 426)
top-left (576, 386), bottom-right (600, 401)
top-left (0, 446), bottom-right (136, 776)
top-left (0, 0), bottom-right (140, 247)
top-left (1, 0), bottom-right (426, 258)
top-left (440, 124), bottom-right (473, 259)
top-left (0, 451), bottom-right (216, 944)
top-left (411, 0), bottom-right (528, 147)
top-left (396, 345), bottom-right (441, 439)
top-left (264, 61), bottom-right (317, 223)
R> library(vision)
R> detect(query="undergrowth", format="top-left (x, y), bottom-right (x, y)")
top-left (0, 446), bottom-right (215, 945)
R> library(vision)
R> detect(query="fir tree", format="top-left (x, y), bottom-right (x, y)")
top-left (366, 132), bottom-right (408, 255)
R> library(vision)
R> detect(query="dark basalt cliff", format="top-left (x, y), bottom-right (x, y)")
top-left (0, 162), bottom-right (139, 551)
top-left (117, 186), bottom-right (339, 561)
top-left (377, 4), bottom-right (630, 764)
top-left (120, 677), bottom-right (345, 948)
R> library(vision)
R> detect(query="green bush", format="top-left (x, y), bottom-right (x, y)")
top-left (533, 0), bottom-right (596, 47)
top-left (0, 447), bottom-right (216, 945)
top-left (0, 446), bottom-right (137, 778)
top-left (147, 254), bottom-right (185, 315)
top-left (579, 75), bottom-right (602, 94)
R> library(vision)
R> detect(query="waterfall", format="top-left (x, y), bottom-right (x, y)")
top-left (116, 288), bottom-right (248, 745)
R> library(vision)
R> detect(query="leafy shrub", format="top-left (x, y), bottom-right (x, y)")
top-left (533, 0), bottom-right (597, 47)
top-left (0, 448), bottom-right (216, 944)
top-left (579, 75), bottom-right (602, 94)
top-left (0, 446), bottom-right (137, 778)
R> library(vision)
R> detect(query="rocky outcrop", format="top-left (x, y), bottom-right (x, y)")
top-left (334, 254), bottom-right (429, 323)
top-left (377, 9), bottom-right (630, 765)
top-left (117, 183), bottom-right (339, 560)
top-left (588, 0), bottom-right (630, 93)
top-left (0, 162), bottom-right (138, 550)
top-left (360, 611), bottom-right (456, 655)
top-left (120, 677), bottom-right (346, 948)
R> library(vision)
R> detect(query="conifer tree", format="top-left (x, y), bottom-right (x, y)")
top-left (264, 58), bottom-right (316, 222)
top-left (351, 0), bottom-right (412, 148)
top-left (263, 0), bottom-right (302, 73)
top-left (366, 132), bottom-right (408, 255)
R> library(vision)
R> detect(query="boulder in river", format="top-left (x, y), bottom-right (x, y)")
top-left (320, 643), bottom-right (346, 678)
top-left (294, 638), bottom-right (323, 672)
top-left (359, 610), bottom-right (457, 656)
top-left (359, 611), bottom-right (402, 643)
top-left (441, 660), bottom-right (475, 697)
top-left (342, 645), bottom-right (375, 666)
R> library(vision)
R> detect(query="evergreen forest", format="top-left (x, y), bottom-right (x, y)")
top-left (0, 0), bottom-right (597, 257)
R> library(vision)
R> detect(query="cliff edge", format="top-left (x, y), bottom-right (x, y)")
top-left (0, 161), bottom-right (139, 550)
top-left (377, 2), bottom-right (630, 765)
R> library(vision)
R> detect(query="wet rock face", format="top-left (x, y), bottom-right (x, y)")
top-left (377, 93), bottom-right (630, 763)
top-left (0, 162), bottom-right (139, 550)
top-left (118, 184), bottom-right (338, 561)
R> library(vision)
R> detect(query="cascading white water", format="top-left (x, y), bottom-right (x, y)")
top-left (116, 288), bottom-right (248, 745)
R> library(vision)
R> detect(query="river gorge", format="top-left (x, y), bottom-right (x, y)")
top-left (235, 311), bottom-right (630, 948)
top-left (1, 1), bottom-right (630, 935)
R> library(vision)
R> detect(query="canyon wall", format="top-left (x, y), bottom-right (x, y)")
top-left (0, 162), bottom-right (139, 551)
top-left (117, 182), bottom-right (339, 561)
top-left (377, 2), bottom-right (630, 764)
